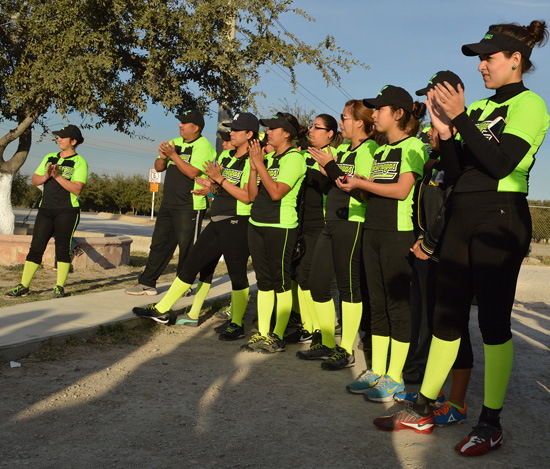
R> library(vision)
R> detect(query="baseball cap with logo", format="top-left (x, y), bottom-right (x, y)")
top-left (176, 109), bottom-right (205, 129)
top-left (363, 85), bottom-right (413, 113)
top-left (260, 112), bottom-right (298, 138)
top-left (462, 30), bottom-right (532, 59)
top-left (416, 70), bottom-right (465, 96)
top-left (223, 112), bottom-right (259, 133)
top-left (52, 125), bottom-right (84, 145)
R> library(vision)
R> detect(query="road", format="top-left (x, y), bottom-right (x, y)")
top-left (14, 208), bottom-right (156, 237)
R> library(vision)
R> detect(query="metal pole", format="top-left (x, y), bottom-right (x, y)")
top-left (151, 191), bottom-right (155, 220)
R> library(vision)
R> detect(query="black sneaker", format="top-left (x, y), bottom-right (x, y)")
top-left (321, 346), bottom-right (355, 370)
top-left (284, 327), bottom-right (313, 344)
top-left (72, 245), bottom-right (85, 258)
top-left (287, 311), bottom-right (302, 327)
top-left (240, 331), bottom-right (267, 351)
top-left (214, 319), bottom-right (231, 333)
top-left (133, 304), bottom-right (171, 324)
top-left (52, 285), bottom-right (66, 298)
top-left (219, 322), bottom-right (245, 341)
top-left (296, 342), bottom-right (334, 360)
top-left (7, 284), bottom-right (29, 297)
top-left (258, 332), bottom-right (286, 354)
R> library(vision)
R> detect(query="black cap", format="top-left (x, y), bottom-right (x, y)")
top-left (52, 125), bottom-right (84, 145)
top-left (462, 31), bottom-right (532, 59)
top-left (260, 113), bottom-right (298, 138)
top-left (176, 109), bottom-right (205, 129)
top-left (217, 130), bottom-right (231, 142)
top-left (416, 71), bottom-right (465, 96)
top-left (222, 112), bottom-right (259, 133)
top-left (363, 85), bottom-right (413, 113)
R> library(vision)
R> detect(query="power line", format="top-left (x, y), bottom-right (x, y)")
top-left (274, 18), bottom-right (353, 100)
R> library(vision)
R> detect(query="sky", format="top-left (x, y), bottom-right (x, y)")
top-left (4, 0), bottom-right (550, 200)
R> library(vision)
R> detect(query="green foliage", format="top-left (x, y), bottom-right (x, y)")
top-left (10, 171), bottom-right (41, 207)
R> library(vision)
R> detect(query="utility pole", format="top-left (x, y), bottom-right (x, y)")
top-left (216, 13), bottom-right (236, 155)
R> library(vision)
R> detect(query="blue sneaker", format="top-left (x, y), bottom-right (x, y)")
top-left (346, 369), bottom-right (381, 394)
top-left (434, 402), bottom-right (467, 426)
top-left (363, 375), bottom-right (406, 403)
top-left (394, 390), bottom-right (446, 408)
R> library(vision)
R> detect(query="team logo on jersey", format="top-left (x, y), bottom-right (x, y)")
top-left (371, 161), bottom-right (399, 180)
top-left (268, 168), bottom-right (279, 180)
top-left (337, 163), bottom-right (354, 175)
top-left (222, 168), bottom-right (243, 184)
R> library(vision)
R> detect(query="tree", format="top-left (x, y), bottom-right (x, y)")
top-left (0, 0), bottom-right (364, 234)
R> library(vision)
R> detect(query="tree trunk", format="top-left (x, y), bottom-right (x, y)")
top-left (0, 173), bottom-right (15, 234)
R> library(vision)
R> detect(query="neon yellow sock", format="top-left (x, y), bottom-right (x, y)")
top-left (56, 262), bottom-right (71, 287)
top-left (156, 277), bottom-right (192, 313)
top-left (21, 261), bottom-right (40, 287)
top-left (303, 290), bottom-right (320, 331)
top-left (314, 300), bottom-right (336, 348)
top-left (273, 290), bottom-right (293, 338)
top-left (297, 286), bottom-right (313, 332)
top-left (187, 281), bottom-right (211, 320)
top-left (484, 339), bottom-right (513, 410)
top-left (230, 287), bottom-right (249, 327)
top-left (386, 339), bottom-right (410, 383)
top-left (339, 301), bottom-right (362, 353)
top-left (371, 335), bottom-right (390, 376)
top-left (420, 336), bottom-right (461, 400)
top-left (257, 290), bottom-right (275, 336)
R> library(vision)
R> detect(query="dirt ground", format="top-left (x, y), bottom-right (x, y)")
top-left (0, 261), bottom-right (549, 468)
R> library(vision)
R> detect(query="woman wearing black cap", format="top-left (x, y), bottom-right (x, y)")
top-left (133, 113), bottom-right (259, 337)
top-left (7, 125), bottom-right (88, 298)
top-left (301, 101), bottom-right (379, 369)
top-left (373, 21), bottom-right (549, 457)
top-left (241, 112), bottom-right (307, 353)
top-left (338, 86), bottom-right (427, 399)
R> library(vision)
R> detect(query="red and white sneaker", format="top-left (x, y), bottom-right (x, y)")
top-left (373, 404), bottom-right (435, 434)
top-left (455, 421), bottom-right (503, 456)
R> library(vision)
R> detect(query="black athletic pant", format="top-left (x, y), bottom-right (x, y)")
top-left (363, 229), bottom-right (415, 343)
top-left (432, 192), bottom-right (531, 346)
top-left (294, 225), bottom-right (323, 291)
top-left (177, 216), bottom-right (250, 290)
top-left (27, 207), bottom-right (80, 264)
top-left (409, 257), bottom-right (473, 371)
top-left (138, 207), bottom-right (205, 287)
top-left (309, 220), bottom-right (363, 303)
top-left (248, 223), bottom-right (297, 292)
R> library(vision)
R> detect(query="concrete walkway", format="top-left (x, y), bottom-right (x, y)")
top-left (0, 271), bottom-right (257, 363)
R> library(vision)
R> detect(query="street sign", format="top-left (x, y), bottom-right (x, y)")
top-left (149, 183), bottom-right (159, 192)
top-left (148, 169), bottom-right (161, 183)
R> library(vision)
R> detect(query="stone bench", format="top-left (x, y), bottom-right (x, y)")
top-left (0, 234), bottom-right (133, 270)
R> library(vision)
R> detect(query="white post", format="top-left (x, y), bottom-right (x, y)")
top-left (151, 191), bottom-right (155, 220)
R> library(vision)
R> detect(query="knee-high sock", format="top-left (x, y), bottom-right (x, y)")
top-left (230, 287), bottom-right (249, 327)
top-left (187, 281), bottom-right (211, 320)
top-left (21, 261), bottom-right (40, 287)
top-left (314, 300), bottom-right (336, 348)
top-left (303, 290), bottom-right (320, 331)
top-left (156, 277), bottom-right (192, 313)
top-left (273, 290), bottom-right (293, 338)
top-left (56, 262), bottom-right (71, 287)
top-left (484, 339), bottom-right (513, 410)
top-left (339, 301), bottom-right (362, 353)
top-left (420, 336), bottom-right (461, 400)
top-left (257, 290), bottom-right (275, 337)
top-left (297, 286), bottom-right (313, 332)
top-left (387, 339), bottom-right (410, 383)
top-left (371, 335), bottom-right (390, 376)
